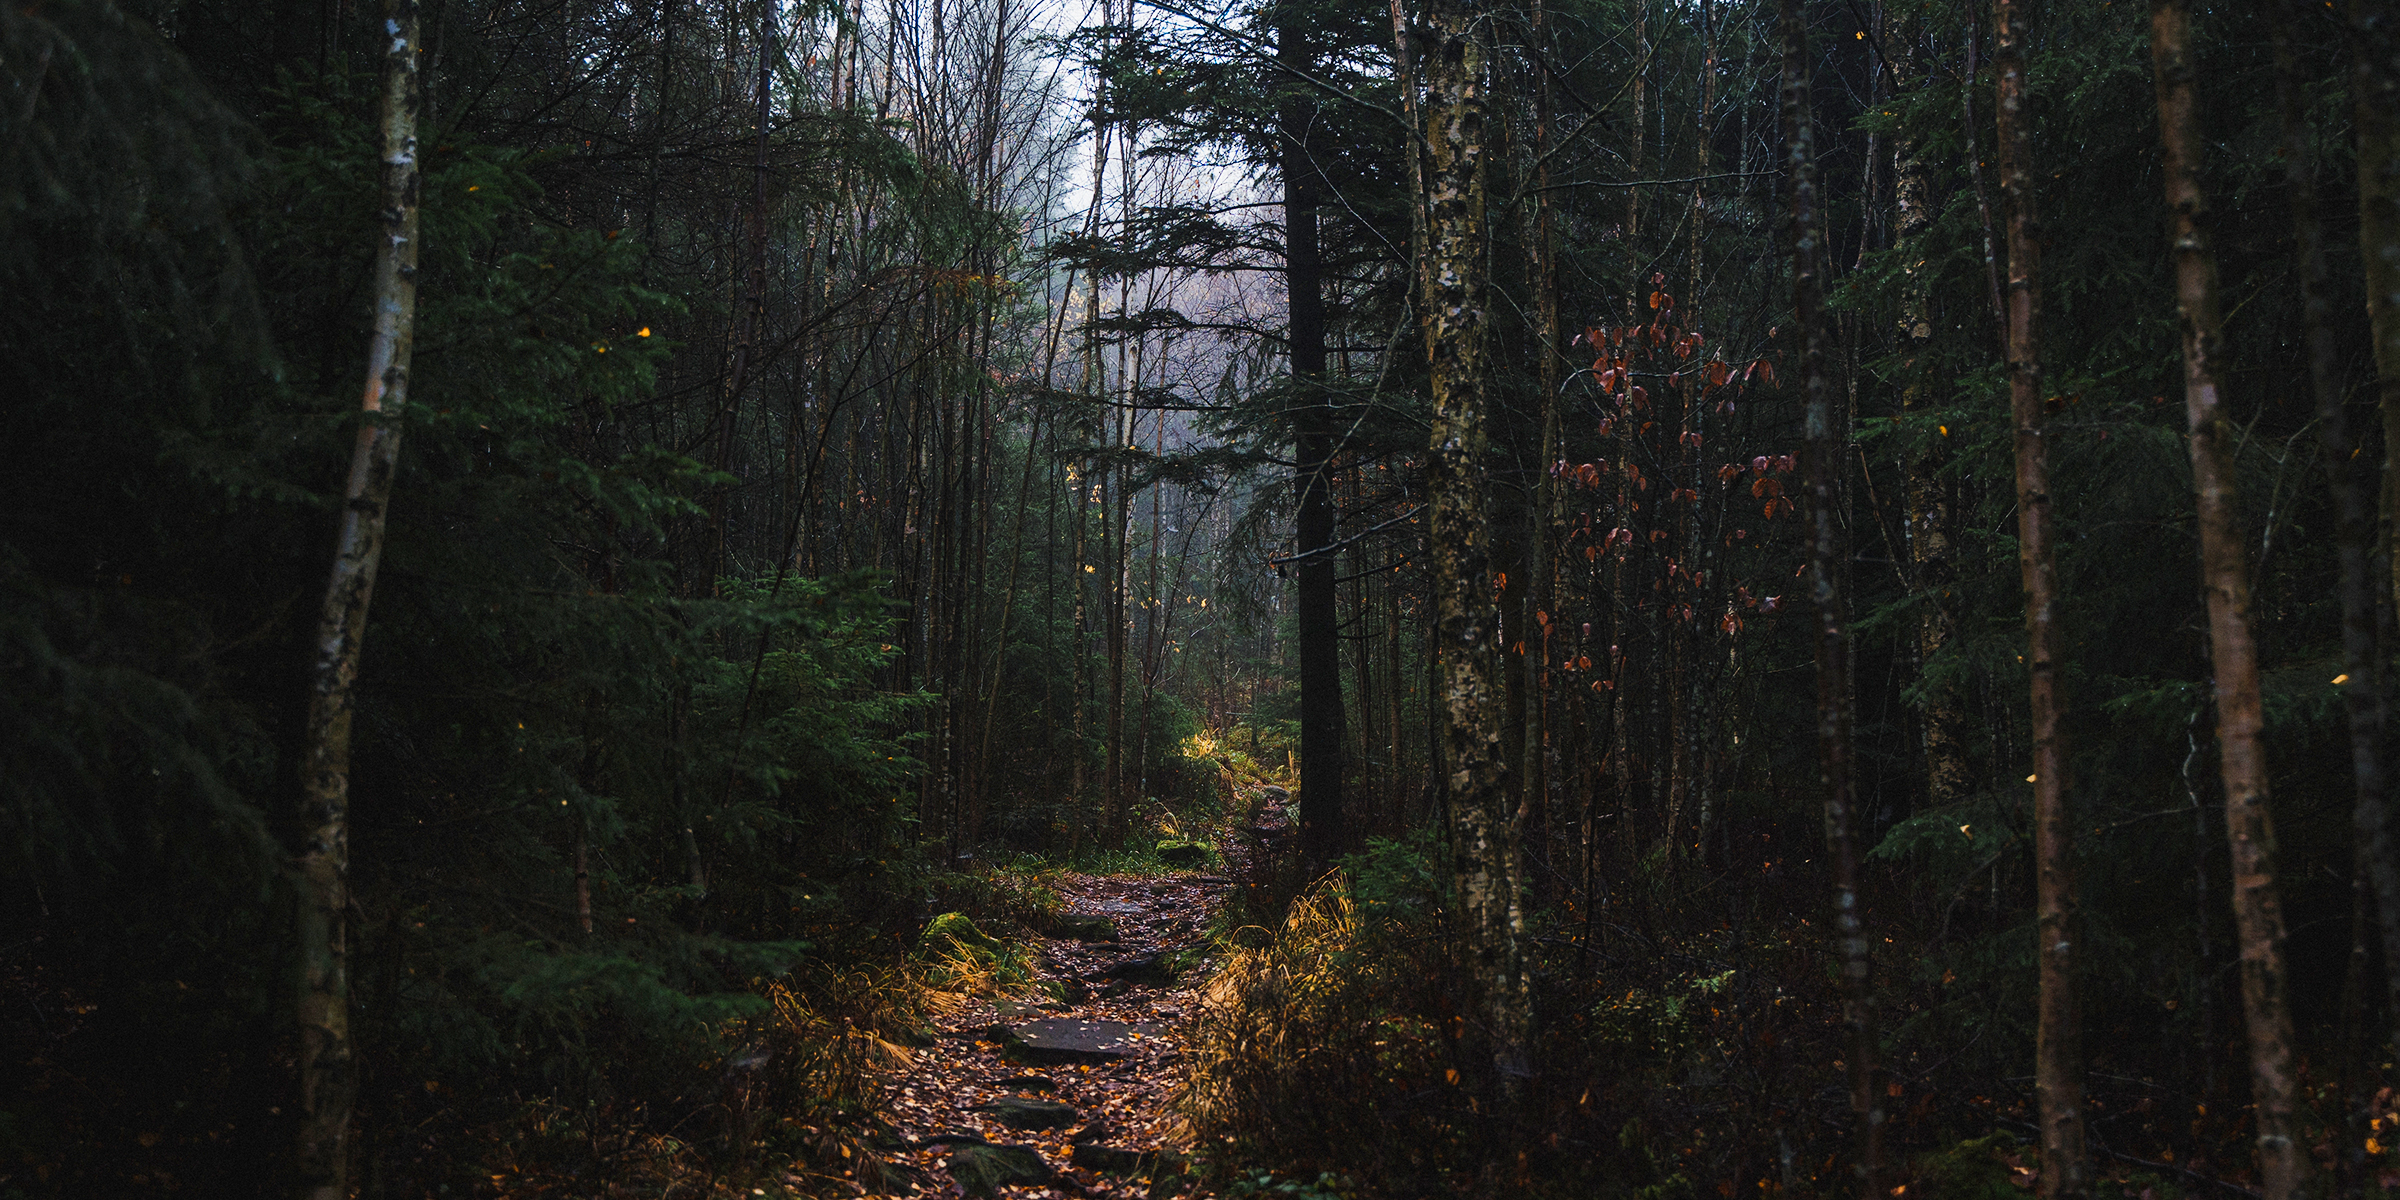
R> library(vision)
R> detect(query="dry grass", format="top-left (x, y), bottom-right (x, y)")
top-left (1176, 875), bottom-right (1457, 1187)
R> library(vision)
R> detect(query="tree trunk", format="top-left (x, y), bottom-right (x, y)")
top-left (1284, 15), bottom-right (1345, 871)
top-left (1106, 401), bottom-right (1129, 844)
top-left (2355, 0), bottom-right (2400, 622)
top-left (1070, 87), bottom-right (1110, 852)
top-left (296, 0), bottom-right (419, 1193)
top-left (2149, 7), bottom-right (2307, 1200)
top-left (1782, 2), bottom-right (1882, 1195)
top-left (1993, 4), bottom-right (2089, 1195)
top-left (1527, 0), bottom-right (1562, 892)
top-left (2288, 0), bottom-right (2400, 1065)
top-left (1961, 14), bottom-right (2007, 339)
top-left (1896, 22), bottom-right (1965, 815)
top-left (1626, 0), bottom-right (1647, 322)
top-left (1412, 0), bottom-right (1528, 1109)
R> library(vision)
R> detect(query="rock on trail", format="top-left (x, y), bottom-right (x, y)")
top-left (995, 1018), bottom-right (1165, 1065)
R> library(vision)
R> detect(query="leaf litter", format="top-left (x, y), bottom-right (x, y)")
top-left (819, 868), bottom-right (1237, 1199)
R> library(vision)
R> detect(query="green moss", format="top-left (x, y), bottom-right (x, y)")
top-left (916, 911), bottom-right (1005, 962)
top-left (1156, 839), bottom-right (1215, 867)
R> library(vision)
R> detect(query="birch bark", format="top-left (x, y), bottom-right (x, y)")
top-left (1412, 0), bottom-right (1528, 1106)
top-left (296, 1), bottom-right (419, 1193)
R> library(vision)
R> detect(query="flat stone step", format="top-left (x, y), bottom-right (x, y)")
top-left (990, 997), bottom-right (1066, 1019)
top-left (947, 1142), bottom-right (1053, 1196)
top-left (1096, 950), bottom-right (1190, 984)
top-left (996, 1017), bottom-right (1164, 1064)
top-left (971, 1095), bottom-right (1079, 1130)
top-left (1070, 1143), bottom-right (1152, 1174)
top-left (1071, 1143), bottom-right (1196, 1182)
top-left (912, 1131), bottom-right (991, 1148)
top-left (1050, 912), bottom-right (1120, 941)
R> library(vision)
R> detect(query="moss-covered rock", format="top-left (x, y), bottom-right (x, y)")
top-left (916, 911), bottom-right (1004, 963)
top-left (946, 1142), bottom-right (1053, 1195)
top-left (1049, 912), bottom-right (1120, 941)
top-left (1156, 840), bottom-right (1212, 867)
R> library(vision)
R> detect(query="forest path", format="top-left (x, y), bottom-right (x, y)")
top-left (866, 865), bottom-right (1241, 1199)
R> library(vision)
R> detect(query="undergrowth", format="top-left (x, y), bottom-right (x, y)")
top-left (401, 869), bottom-right (1070, 1197)
top-left (1178, 831), bottom-right (1891, 1200)
top-left (1180, 872), bottom-right (1466, 1189)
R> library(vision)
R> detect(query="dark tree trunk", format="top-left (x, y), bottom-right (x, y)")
top-left (1782, 2), bottom-right (1882, 1194)
top-left (2283, 0), bottom-right (2400, 1078)
top-left (1899, 14), bottom-right (1965, 817)
top-left (1526, 0), bottom-right (1562, 893)
top-left (1994, 4), bottom-right (2089, 1195)
top-left (2355, 0), bottom-right (2400, 621)
top-left (2344, 0), bottom-right (2400, 1065)
top-left (1283, 14), bottom-right (1344, 871)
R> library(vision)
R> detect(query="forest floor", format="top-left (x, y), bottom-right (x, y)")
top-left (858, 863), bottom-right (1243, 1200)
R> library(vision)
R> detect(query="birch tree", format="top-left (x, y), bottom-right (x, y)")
top-left (295, 0), bottom-right (419, 1193)
top-left (1409, 0), bottom-right (1528, 1112)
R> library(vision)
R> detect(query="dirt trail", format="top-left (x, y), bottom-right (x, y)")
top-left (870, 868), bottom-right (1240, 1199)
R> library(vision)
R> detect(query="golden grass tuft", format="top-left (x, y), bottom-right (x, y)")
top-left (1176, 874), bottom-right (1453, 1184)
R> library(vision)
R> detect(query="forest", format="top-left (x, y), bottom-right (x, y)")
top-left (6, 0), bottom-right (2400, 1195)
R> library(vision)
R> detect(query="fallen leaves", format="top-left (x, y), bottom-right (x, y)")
top-left (843, 869), bottom-right (1228, 1200)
